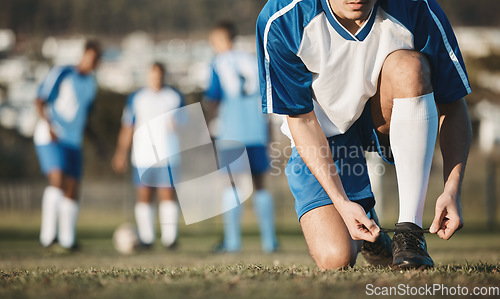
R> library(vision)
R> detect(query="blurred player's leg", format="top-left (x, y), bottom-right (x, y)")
top-left (40, 171), bottom-right (64, 247)
top-left (135, 187), bottom-right (156, 246)
top-left (58, 198), bottom-right (79, 248)
top-left (58, 176), bottom-right (79, 249)
top-left (252, 174), bottom-right (278, 253)
top-left (158, 188), bottom-right (178, 248)
top-left (221, 187), bottom-right (242, 252)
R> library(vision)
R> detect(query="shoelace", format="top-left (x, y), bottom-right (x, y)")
top-left (381, 227), bottom-right (430, 254)
top-left (380, 227), bottom-right (431, 234)
top-left (399, 232), bottom-right (423, 252)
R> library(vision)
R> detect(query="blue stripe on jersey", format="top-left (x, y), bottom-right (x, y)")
top-left (206, 50), bottom-right (269, 146)
top-left (258, 0), bottom-right (471, 118)
top-left (37, 66), bottom-right (73, 101)
top-left (380, 0), bottom-right (471, 103)
top-left (37, 65), bottom-right (97, 148)
top-left (320, 0), bottom-right (379, 41)
top-left (423, 0), bottom-right (471, 96)
top-left (320, 0), bottom-right (355, 41)
top-left (257, 0), bottom-right (320, 115)
top-left (122, 90), bottom-right (139, 126)
top-left (355, 1), bottom-right (380, 41)
top-left (205, 66), bottom-right (223, 101)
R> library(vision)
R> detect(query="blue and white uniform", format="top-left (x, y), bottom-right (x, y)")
top-left (34, 66), bottom-right (97, 179)
top-left (122, 86), bottom-right (184, 187)
top-left (257, 0), bottom-right (471, 219)
top-left (206, 50), bottom-right (270, 174)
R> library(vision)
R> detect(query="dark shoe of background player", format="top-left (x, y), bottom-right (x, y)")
top-left (392, 222), bottom-right (434, 270)
top-left (361, 208), bottom-right (393, 267)
top-left (212, 241), bottom-right (240, 254)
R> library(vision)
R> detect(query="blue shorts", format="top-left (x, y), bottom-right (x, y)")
top-left (35, 143), bottom-right (83, 179)
top-left (247, 146), bottom-right (269, 175)
top-left (286, 100), bottom-right (394, 221)
top-left (132, 164), bottom-right (177, 188)
top-left (217, 144), bottom-right (269, 176)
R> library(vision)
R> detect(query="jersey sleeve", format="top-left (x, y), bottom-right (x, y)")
top-left (205, 64), bottom-right (222, 102)
top-left (37, 66), bottom-right (70, 102)
top-left (121, 92), bottom-right (137, 127)
top-left (412, 0), bottom-right (471, 103)
top-left (256, 11), bottom-right (313, 115)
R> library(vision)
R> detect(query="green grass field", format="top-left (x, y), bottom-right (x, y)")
top-left (1, 211), bottom-right (499, 299)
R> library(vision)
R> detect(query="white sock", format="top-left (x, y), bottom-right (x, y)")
top-left (135, 202), bottom-right (155, 245)
top-left (159, 200), bottom-right (179, 247)
top-left (40, 186), bottom-right (63, 247)
top-left (390, 93), bottom-right (438, 228)
top-left (58, 197), bottom-right (79, 248)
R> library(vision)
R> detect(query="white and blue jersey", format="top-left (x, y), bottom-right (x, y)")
top-left (122, 86), bottom-right (184, 170)
top-left (257, 0), bottom-right (471, 145)
top-left (206, 50), bottom-right (269, 147)
top-left (34, 66), bottom-right (97, 148)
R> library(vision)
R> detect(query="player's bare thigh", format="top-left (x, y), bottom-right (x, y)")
top-left (370, 50), bottom-right (433, 146)
top-left (137, 187), bottom-right (175, 203)
top-left (300, 204), bottom-right (362, 270)
top-left (47, 170), bottom-right (64, 189)
top-left (157, 187), bottom-right (175, 202)
top-left (62, 175), bottom-right (79, 199)
top-left (47, 170), bottom-right (79, 200)
top-left (137, 186), bottom-right (155, 203)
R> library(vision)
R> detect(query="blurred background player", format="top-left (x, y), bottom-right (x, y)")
top-left (204, 21), bottom-right (278, 253)
top-left (35, 40), bottom-right (101, 250)
top-left (112, 63), bottom-right (183, 249)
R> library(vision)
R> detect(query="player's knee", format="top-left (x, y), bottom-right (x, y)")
top-left (47, 171), bottom-right (64, 189)
top-left (313, 248), bottom-right (356, 270)
top-left (384, 50), bottom-right (432, 95)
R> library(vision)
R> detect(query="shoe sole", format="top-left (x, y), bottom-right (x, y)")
top-left (393, 261), bottom-right (434, 271)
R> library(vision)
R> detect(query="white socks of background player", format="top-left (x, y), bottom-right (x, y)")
top-left (390, 93), bottom-right (438, 228)
top-left (40, 186), bottom-right (63, 247)
top-left (253, 190), bottom-right (278, 253)
top-left (58, 197), bottom-right (79, 248)
top-left (135, 202), bottom-right (156, 245)
top-left (159, 200), bottom-right (179, 247)
top-left (222, 188), bottom-right (242, 251)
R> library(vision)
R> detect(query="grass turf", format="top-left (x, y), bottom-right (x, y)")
top-left (1, 226), bottom-right (499, 299)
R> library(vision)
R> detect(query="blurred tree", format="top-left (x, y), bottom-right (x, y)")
top-left (0, 0), bottom-right (269, 37)
top-left (4, 0), bottom-right (497, 38)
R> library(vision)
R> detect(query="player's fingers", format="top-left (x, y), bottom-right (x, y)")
top-left (360, 218), bottom-right (379, 242)
top-left (430, 208), bottom-right (445, 234)
top-left (437, 228), bottom-right (447, 239)
top-left (353, 229), bottom-right (376, 242)
top-left (442, 219), bottom-right (461, 240)
top-left (348, 222), bottom-right (370, 241)
top-left (436, 217), bottom-right (449, 239)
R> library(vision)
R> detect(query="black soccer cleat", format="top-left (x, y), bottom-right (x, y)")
top-left (361, 209), bottom-right (393, 267)
top-left (392, 222), bottom-right (434, 270)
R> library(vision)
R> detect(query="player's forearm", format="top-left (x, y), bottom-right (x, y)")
top-left (437, 98), bottom-right (471, 196)
top-left (114, 126), bottom-right (133, 156)
top-left (287, 111), bottom-right (350, 206)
